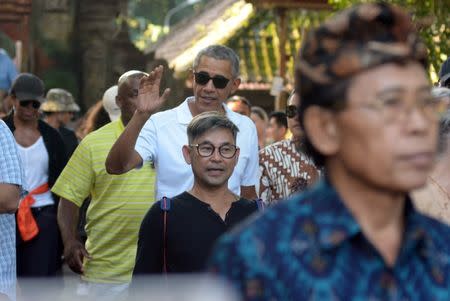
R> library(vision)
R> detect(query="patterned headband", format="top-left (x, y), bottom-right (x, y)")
top-left (296, 2), bottom-right (428, 106)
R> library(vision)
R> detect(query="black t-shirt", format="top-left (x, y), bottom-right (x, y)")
top-left (59, 126), bottom-right (78, 158)
top-left (133, 191), bottom-right (259, 275)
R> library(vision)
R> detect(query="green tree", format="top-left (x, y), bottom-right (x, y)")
top-left (329, 0), bottom-right (450, 82)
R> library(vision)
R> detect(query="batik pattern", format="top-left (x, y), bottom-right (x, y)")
top-left (209, 180), bottom-right (450, 301)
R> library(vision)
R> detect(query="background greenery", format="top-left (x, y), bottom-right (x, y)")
top-left (126, 0), bottom-right (449, 82)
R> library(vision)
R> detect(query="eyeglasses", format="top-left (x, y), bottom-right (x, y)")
top-left (286, 105), bottom-right (298, 118)
top-left (190, 143), bottom-right (238, 159)
top-left (20, 100), bottom-right (41, 109)
top-left (344, 94), bottom-right (449, 123)
top-left (193, 71), bottom-right (230, 89)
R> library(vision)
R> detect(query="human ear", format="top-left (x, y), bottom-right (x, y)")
top-left (115, 95), bottom-right (122, 109)
top-left (230, 77), bottom-right (241, 95)
top-left (182, 145), bottom-right (192, 165)
top-left (303, 106), bottom-right (339, 157)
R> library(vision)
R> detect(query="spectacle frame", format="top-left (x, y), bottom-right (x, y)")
top-left (193, 71), bottom-right (230, 89)
top-left (190, 142), bottom-right (238, 159)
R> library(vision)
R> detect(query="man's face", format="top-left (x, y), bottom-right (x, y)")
top-left (183, 128), bottom-right (240, 188)
top-left (193, 56), bottom-right (240, 113)
top-left (13, 97), bottom-right (41, 122)
top-left (227, 100), bottom-right (250, 116)
top-left (57, 111), bottom-right (74, 126)
top-left (266, 117), bottom-right (286, 143)
top-left (287, 93), bottom-right (302, 140)
top-left (116, 76), bottom-right (141, 123)
top-left (327, 62), bottom-right (437, 192)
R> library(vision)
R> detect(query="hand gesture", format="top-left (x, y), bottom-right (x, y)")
top-left (64, 239), bottom-right (91, 275)
top-left (136, 65), bottom-right (171, 117)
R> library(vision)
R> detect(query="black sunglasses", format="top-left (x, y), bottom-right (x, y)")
top-left (20, 100), bottom-right (41, 109)
top-left (286, 105), bottom-right (298, 118)
top-left (194, 71), bottom-right (230, 89)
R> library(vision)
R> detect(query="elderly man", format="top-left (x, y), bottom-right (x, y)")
top-left (52, 71), bottom-right (156, 300)
top-left (106, 45), bottom-right (258, 200)
top-left (3, 73), bottom-right (67, 277)
top-left (133, 112), bottom-right (259, 275)
top-left (41, 88), bottom-right (80, 157)
top-left (0, 120), bottom-right (23, 301)
top-left (208, 3), bottom-right (450, 300)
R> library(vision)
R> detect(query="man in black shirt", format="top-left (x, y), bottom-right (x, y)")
top-left (133, 111), bottom-right (259, 274)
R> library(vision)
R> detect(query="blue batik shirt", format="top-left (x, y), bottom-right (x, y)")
top-left (0, 120), bottom-right (24, 301)
top-left (208, 180), bottom-right (450, 300)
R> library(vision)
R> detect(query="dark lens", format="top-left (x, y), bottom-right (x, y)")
top-left (194, 72), bottom-right (211, 86)
top-left (20, 100), bottom-right (41, 109)
top-left (286, 105), bottom-right (297, 118)
top-left (211, 76), bottom-right (229, 89)
top-left (219, 145), bottom-right (236, 158)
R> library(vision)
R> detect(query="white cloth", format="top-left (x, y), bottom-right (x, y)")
top-left (135, 97), bottom-right (259, 200)
top-left (17, 137), bottom-right (54, 207)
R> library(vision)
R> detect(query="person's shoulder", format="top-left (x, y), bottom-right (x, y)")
top-left (235, 198), bottom-right (259, 212)
top-left (259, 140), bottom-right (285, 155)
top-left (416, 212), bottom-right (450, 248)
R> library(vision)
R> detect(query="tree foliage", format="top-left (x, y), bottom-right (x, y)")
top-left (127, 0), bottom-right (209, 50)
top-left (329, 0), bottom-right (450, 82)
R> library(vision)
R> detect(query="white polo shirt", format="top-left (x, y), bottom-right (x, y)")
top-left (135, 97), bottom-right (259, 200)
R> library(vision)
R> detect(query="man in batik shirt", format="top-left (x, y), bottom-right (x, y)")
top-left (259, 91), bottom-right (319, 205)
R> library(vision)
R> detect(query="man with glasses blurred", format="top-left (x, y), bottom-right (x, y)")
top-left (209, 3), bottom-right (450, 299)
top-left (259, 91), bottom-right (319, 205)
top-left (133, 112), bottom-right (258, 275)
top-left (3, 73), bottom-right (67, 277)
top-left (106, 45), bottom-right (259, 200)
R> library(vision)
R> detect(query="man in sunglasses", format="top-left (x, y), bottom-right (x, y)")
top-left (107, 45), bottom-right (259, 201)
top-left (259, 91), bottom-right (319, 205)
top-left (3, 73), bottom-right (67, 277)
top-left (133, 112), bottom-right (259, 275)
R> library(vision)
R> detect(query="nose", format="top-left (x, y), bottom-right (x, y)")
top-left (210, 148), bottom-right (223, 161)
top-left (203, 78), bottom-right (216, 91)
top-left (404, 104), bottom-right (432, 134)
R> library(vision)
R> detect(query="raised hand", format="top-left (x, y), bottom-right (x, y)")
top-left (136, 65), bottom-right (170, 117)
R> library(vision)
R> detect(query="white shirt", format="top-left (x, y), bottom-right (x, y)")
top-left (17, 137), bottom-right (54, 207)
top-left (135, 97), bottom-right (259, 200)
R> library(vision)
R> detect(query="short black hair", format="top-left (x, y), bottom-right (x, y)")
top-left (187, 111), bottom-right (239, 144)
top-left (269, 111), bottom-right (288, 129)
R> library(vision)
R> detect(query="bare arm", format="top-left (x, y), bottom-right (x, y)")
top-left (105, 65), bottom-right (170, 175)
top-left (0, 183), bottom-right (20, 213)
top-left (57, 198), bottom-right (90, 274)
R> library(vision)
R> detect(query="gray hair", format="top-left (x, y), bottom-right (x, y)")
top-left (192, 45), bottom-right (240, 78)
top-left (187, 111), bottom-right (239, 144)
top-left (251, 106), bottom-right (268, 123)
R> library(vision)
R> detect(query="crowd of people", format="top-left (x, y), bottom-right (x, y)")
top-left (1, 2), bottom-right (450, 300)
